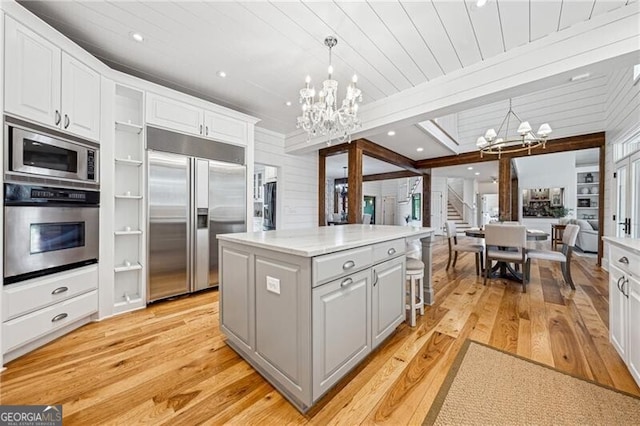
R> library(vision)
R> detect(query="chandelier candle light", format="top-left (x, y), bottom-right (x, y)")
top-left (297, 36), bottom-right (362, 145)
top-left (476, 99), bottom-right (552, 158)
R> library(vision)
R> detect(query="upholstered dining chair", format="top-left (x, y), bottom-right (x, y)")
top-left (445, 221), bottom-right (484, 276)
top-left (525, 224), bottom-right (579, 289)
top-left (484, 224), bottom-right (528, 292)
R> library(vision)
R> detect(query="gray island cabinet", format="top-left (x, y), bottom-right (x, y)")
top-left (217, 224), bottom-right (434, 412)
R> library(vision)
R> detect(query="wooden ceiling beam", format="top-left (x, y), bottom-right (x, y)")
top-left (415, 132), bottom-right (605, 169)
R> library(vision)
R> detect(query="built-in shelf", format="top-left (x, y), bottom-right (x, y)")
top-left (114, 230), bottom-right (143, 236)
top-left (114, 194), bottom-right (143, 200)
top-left (578, 193), bottom-right (599, 196)
top-left (115, 157), bottom-right (143, 167)
top-left (577, 182), bottom-right (599, 186)
top-left (577, 207), bottom-right (598, 210)
top-left (114, 263), bottom-right (143, 273)
top-left (115, 120), bottom-right (143, 134)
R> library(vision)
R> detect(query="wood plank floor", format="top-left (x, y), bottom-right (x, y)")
top-left (1, 237), bottom-right (638, 424)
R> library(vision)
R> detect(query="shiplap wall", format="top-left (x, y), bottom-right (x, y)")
top-left (254, 127), bottom-right (318, 230)
top-left (604, 66), bottom-right (640, 267)
top-left (456, 75), bottom-right (608, 150)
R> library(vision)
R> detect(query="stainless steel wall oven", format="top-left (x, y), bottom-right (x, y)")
top-left (4, 183), bottom-right (99, 284)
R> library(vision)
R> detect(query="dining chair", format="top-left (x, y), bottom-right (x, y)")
top-left (445, 221), bottom-right (484, 276)
top-left (525, 224), bottom-right (579, 289)
top-left (362, 213), bottom-right (372, 224)
top-left (484, 224), bottom-right (528, 292)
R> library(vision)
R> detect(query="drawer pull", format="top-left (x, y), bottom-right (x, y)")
top-left (51, 286), bottom-right (69, 295)
top-left (387, 248), bottom-right (396, 256)
top-left (618, 256), bottom-right (629, 265)
top-left (340, 278), bottom-right (353, 287)
top-left (51, 313), bottom-right (68, 323)
top-left (342, 260), bottom-right (356, 270)
top-left (617, 276), bottom-right (625, 293)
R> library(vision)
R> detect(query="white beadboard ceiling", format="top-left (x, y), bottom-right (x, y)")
top-left (18, 0), bottom-right (638, 162)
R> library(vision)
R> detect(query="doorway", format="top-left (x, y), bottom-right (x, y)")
top-left (363, 196), bottom-right (376, 224)
top-left (253, 164), bottom-right (278, 231)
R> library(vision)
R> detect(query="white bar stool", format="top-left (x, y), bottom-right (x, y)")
top-left (406, 257), bottom-right (425, 327)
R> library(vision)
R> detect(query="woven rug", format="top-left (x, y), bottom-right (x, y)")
top-left (424, 340), bottom-right (640, 425)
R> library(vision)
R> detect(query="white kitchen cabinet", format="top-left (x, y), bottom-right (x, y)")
top-left (60, 53), bottom-right (101, 141)
top-left (606, 239), bottom-right (640, 387)
top-left (312, 268), bottom-right (371, 399)
top-left (5, 17), bottom-right (101, 141)
top-left (146, 92), bottom-right (247, 146)
top-left (203, 111), bottom-right (247, 146)
top-left (372, 255), bottom-right (405, 349)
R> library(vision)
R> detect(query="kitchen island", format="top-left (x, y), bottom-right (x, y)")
top-left (217, 224), bottom-right (434, 412)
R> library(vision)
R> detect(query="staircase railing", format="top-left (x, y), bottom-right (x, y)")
top-left (447, 186), bottom-right (476, 226)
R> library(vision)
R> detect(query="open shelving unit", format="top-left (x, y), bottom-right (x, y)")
top-left (576, 167), bottom-right (599, 221)
top-left (113, 84), bottom-right (146, 314)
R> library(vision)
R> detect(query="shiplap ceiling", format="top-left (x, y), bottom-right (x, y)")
top-left (19, 0), bottom-right (637, 161)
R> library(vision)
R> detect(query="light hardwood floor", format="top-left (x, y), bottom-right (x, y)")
top-left (1, 237), bottom-right (638, 425)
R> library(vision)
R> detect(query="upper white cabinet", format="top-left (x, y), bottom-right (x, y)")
top-left (4, 17), bottom-right (100, 141)
top-left (147, 93), bottom-right (247, 146)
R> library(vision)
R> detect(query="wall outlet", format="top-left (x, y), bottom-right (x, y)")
top-left (266, 276), bottom-right (280, 295)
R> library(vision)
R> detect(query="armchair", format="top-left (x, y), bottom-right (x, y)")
top-left (574, 219), bottom-right (598, 253)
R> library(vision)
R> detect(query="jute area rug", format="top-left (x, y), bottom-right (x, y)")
top-left (424, 340), bottom-right (640, 425)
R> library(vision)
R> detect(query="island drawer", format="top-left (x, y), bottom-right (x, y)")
top-left (3, 265), bottom-right (98, 321)
top-left (372, 238), bottom-right (405, 264)
top-left (312, 246), bottom-right (372, 286)
top-left (610, 245), bottom-right (640, 277)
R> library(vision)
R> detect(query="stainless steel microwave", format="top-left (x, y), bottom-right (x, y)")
top-left (6, 121), bottom-right (98, 187)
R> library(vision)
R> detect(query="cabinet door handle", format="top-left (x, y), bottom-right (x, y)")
top-left (373, 270), bottom-right (378, 286)
top-left (340, 277), bottom-right (353, 287)
top-left (199, 124), bottom-right (203, 134)
top-left (387, 248), bottom-right (396, 256)
top-left (54, 110), bottom-right (61, 125)
top-left (617, 276), bottom-right (625, 292)
top-left (623, 278), bottom-right (629, 298)
top-left (618, 256), bottom-right (629, 265)
top-left (51, 313), bottom-right (68, 323)
top-left (205, 126), bottom-right (209, 136)
top-left (64, 114), bottom-right (70, 129)
top-left (342, 260), bottom-right (355, 270)
top-left (51, 286), bottom-right (69, 295)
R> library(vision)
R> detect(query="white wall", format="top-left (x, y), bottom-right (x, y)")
top-left (477, 182), bottom-right (498, 195)
top-left (254, 127), bottom-right (317, 230)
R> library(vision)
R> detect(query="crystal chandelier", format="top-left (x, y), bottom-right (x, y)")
top-left (476, 99), bottom-right (552, 158)
top-left (297, 36), bottom-right (362, 145)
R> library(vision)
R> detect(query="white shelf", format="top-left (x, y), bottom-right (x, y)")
top-left (114, 263), bottom-right (143, 273)
top-left (115, 120), bottom-right (143, 134)
top-left (577, 207), bottom-right (598, 210)
top-left (577, 193), bottom-right (599, 196)
top-left (114, 230), bottom-right (143, 236)
top-left (114, 194), bottom-right (143, 200)
top-left (115, 157), bottom-right (143, 167)
top-left (577, 182), bottom-right (599, 186)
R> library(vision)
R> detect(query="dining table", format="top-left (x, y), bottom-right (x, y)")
top-left (464, 227), bottom-right (549, 282)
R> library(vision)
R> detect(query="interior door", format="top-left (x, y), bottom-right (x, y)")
top-left (382, 196), bottom-right (396, 225)
top-left (615, 161), bottom-right (629, 238)
top-left (630, 152), bottom-right (640, 238)
top-left (148, 151), bottom-right (190, 301)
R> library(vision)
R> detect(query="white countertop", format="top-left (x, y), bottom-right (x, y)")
top-left (603, 236), bottom-right (640, 256)
top-left (217, 224), bottom-right (434, 257)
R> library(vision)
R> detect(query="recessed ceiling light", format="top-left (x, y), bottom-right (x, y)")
top-left (217, 71), bottom-right (227, 78)
top-left (416, 147), bottom-right (424, 152)
top-left (387, 130), bottom-right (396, 136)
top-left (467, 166), bottom-right (473, 170)
top-left (570, 72), bottom-right (590, 82)
top-left (475, 172), bottom-right (480, 176)
top-left (130, 32), bottom-right (144, 42)
top-left (476, 0), bottom-right (488, 8)
top-left (285, 101), bottom-right (292, 107)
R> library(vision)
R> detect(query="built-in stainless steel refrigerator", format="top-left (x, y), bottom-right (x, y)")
top-left (146, 127), bottom-right (246, 302)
